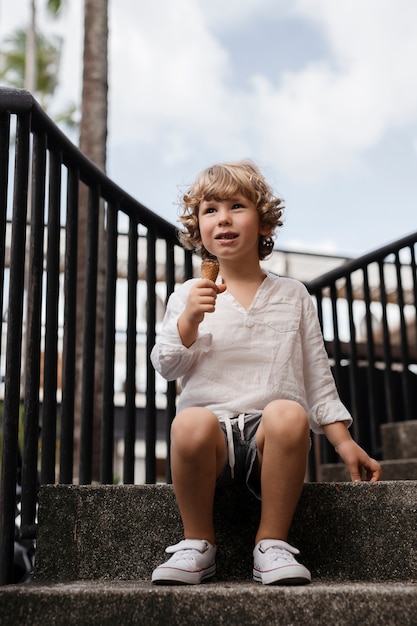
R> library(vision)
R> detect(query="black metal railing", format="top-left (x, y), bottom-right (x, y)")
top-left (305, 232), bottom-right (417, 473)
top-left (0, 88), bottom-right (193, 584)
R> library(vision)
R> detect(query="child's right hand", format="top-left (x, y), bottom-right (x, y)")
top-left (177, 279), bottom-right (226, 348)
top-left (184, 278), bottom-right (227, 325)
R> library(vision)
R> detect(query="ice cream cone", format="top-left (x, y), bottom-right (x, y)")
top-left (201, 259), bottom-right (219, 282)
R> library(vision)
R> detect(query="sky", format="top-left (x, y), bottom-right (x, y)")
top-left (1, 0), bottom-right (417, 258)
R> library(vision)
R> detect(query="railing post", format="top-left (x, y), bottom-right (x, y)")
top-left (0, 112), bottom-right (10, 341)
top-left (145, 231), bottom-right (157, 483)
top-left (41, 150), bottom-right (62, 484)
top-left (0, 112), bottom-right (31, 585)
top-left (164, 240), bottom-right (176, 483)
top-left (394, 252), bottom-right (412, 420)
top-left (21, 130), bottom-right (47, 539)
top-left (362, 265), bottom-right (379, 455)
top-left (59, 168), bottom-right (79, 484)
top-left (100, 203), bottom-right (118, 484)
top-left (378, 260), bottom-right (394, 422)
top-left (123, 218), bottom-right (138, 484)
top-left (79, 185), bottom-right (100, 485)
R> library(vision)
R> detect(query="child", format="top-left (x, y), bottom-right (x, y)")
top-left (150, 160), bottom-right (382, 586)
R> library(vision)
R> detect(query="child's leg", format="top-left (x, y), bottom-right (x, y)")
top-left (170, 407), bottom-right (228, 544)
top-left (255, 399), bottom-right (310, 544)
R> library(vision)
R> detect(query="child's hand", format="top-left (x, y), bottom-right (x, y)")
top-left (335, 439), bottom-right (382, 482)
top-left (177, 279), bottom-right (227, 348)
top-left (183, 279), bottom-right (226, 325)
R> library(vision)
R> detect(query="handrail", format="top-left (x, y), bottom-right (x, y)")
top-left (306, 230), bottom-right (417, 290)
top-left (305, 230), bottom-right (417, 472)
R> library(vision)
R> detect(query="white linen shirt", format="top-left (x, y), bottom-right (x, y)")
top-left (151, 272), bottom-right (352, 434)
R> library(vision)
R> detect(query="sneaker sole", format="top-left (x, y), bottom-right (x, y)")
top-left (253, 565), bottom-right (311, 586)
top-left (152, 564), bottom-right (216, 585)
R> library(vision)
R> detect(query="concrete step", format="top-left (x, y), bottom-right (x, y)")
top-left (320, 458), bottom-right (417, 482)
top-left (381, 420), bottom-right (417, 460)
top-left (1, 580), bottom-right (417, 626)
top-left (34, 481), bottom-right (417, 583)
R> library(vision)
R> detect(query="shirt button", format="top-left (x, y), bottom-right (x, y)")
top-left (246, 318), bottom-right (254, 328)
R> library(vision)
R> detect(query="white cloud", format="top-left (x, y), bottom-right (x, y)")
top-left (109, 0), bottom-right (246, 154)
top-left (107, 0), bottom-right (417, 184)
top-left (194, 0), bottom-right (294, 31)
top-left (251, 0), bottom-right (417, 180)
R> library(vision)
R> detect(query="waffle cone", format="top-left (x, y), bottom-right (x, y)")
top-left (201, 259), bottom-right (219, 282)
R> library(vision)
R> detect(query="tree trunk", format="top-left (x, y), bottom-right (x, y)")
top-left (74, 0), bottom-right (108, 482)
top-left (25, 0), bottom-right (37, 93)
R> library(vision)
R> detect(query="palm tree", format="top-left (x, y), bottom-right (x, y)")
top-left (25, 0), bottom-right (37, 93)
top-left (75, 0), bottom-right (108, 483)
top-left (26, 0), bottom-right (67, 92)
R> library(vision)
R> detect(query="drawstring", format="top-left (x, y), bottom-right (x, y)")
top-left (219, 414), bottom-right (245, 479)
top-left (224, 419), bottom-right (234, 478)
top-left (238, 413), bottom-right (245, 440)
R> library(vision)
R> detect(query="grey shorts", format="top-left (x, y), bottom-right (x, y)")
top-left (216, 413), bottom-right (262, 500)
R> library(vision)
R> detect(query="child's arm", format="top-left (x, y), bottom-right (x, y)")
top-left (322, 421), bottom-right (382, 482)
top-left (151, 277), bottom-right (226, 381)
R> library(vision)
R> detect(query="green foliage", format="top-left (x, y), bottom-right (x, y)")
top-left (0, 11), bottom-right (78, 130)
top-left (46, 0), bottom-right (66, 18)
top-left (0, 28), bottom-right (62, 106)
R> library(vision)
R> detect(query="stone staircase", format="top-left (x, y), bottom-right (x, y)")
top-left (1, 479), bottom-right (417, 625)
top-left (321, 419), bottom-right (417, 482)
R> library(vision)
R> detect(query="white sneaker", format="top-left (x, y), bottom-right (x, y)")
top-left (152, 539), bottom-right (216, 585)
top-left (253, 539), bottom-right (311, 585)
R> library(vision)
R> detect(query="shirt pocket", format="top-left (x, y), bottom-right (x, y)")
top-left (257, 297), bottom-right (301, 333)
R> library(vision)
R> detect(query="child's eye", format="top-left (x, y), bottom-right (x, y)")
top-left (232, 203), bottom-right (244, 209)
top-left (199, 205), bottom-right (217, 216)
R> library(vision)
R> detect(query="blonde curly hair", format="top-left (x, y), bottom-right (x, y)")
top-left (178, 160), bottom-right (284, 260)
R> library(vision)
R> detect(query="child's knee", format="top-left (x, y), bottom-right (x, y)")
top-left (171, 407), bottom-right (220, 452)
top-left (262, 400), bottom-right (309, 442)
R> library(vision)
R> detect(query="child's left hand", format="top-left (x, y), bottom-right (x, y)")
top-left (335, 439), bottom-right (382, 482)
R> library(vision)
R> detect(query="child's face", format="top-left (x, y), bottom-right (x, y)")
top-left (198, 194), bottom-right (270, 262)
